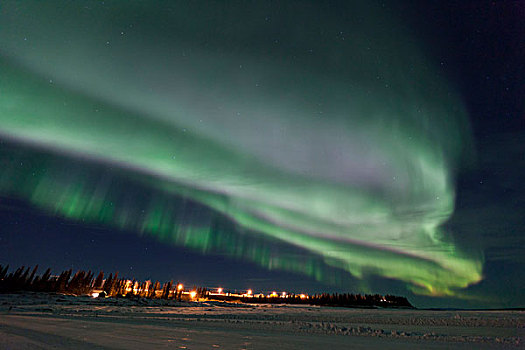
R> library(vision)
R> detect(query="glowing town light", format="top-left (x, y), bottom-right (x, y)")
top-left (247, 289), bottom-right (252, 295)
top-left (300, 294), bottom-right (307, 299)
top-left (217, 288), bottom-right (223, 294)
top-left (282, 292), bottom-right (286, 297)
top-left (125, 280), bottom-right (132, 293)
top-left (177, 284), bottom-right (183, 291)
top-left (91, 292), bottom-right (99, 298)
top-left (270, 291), bottom-right (278, 297)
top-left (190, 291), bottom-right (197, 299)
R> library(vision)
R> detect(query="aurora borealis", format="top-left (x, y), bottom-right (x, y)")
top-left (1, 1), bottom-right (523, 307)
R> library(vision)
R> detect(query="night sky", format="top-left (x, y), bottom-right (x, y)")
top-left (0, 1), bottom-right (523, 308)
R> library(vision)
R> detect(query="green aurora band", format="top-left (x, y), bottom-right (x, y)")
top-left (0, 1), bottom-right (482, 296)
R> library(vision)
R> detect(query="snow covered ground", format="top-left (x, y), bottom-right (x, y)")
top-left (0, 293), bottom-right (523, 349)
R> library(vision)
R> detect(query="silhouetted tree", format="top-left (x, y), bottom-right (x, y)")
top-left (93, 272), bottom-right (104, 289)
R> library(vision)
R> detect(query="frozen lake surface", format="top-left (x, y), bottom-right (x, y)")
top-left (0, 293), bottom-right (523, 349)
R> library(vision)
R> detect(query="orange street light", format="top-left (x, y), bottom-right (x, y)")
top-left (218, 288), bottom-right (223, 294)
top-left (177, 284), bottom-right (183, 291)
top-left (190, 291), bottom-right (197, 299)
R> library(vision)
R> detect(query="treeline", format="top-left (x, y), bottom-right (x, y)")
top-left (0, 264), bottom-right (95, 295)
top-left (214, 292), bottom-right (412, 308)
top-left (0, 264), bottom-right (204, 300)
top-left (0, 264), bottom-right (412, 308)
top-left (242, 293), bottom-right (412, 308)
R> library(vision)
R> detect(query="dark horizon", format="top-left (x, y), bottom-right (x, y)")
top-left (2, 260), bottom-right (525, 311)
